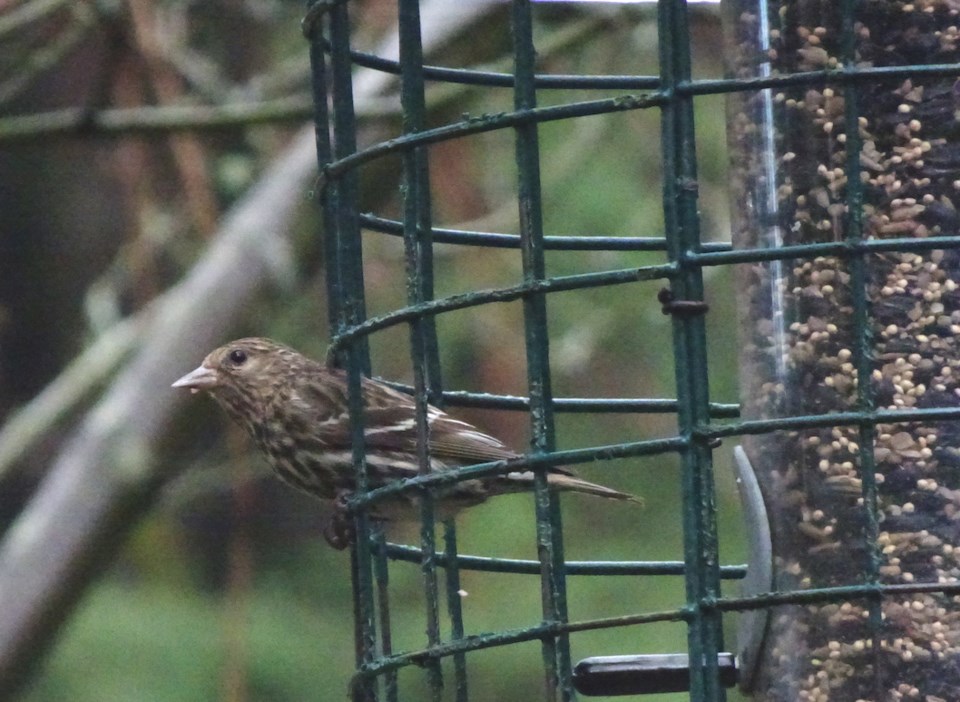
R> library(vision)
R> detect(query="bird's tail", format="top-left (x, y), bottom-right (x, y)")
top-left (502, 470), bottom-right (642, 503)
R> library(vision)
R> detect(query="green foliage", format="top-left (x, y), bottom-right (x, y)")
top-left (21, 578), bottom-right (352, 702)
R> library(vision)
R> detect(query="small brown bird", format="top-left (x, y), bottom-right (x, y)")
top-left (172, 338), bottom-right (638, 539)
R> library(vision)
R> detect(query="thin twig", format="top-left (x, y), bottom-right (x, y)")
top-left (0, 312), bottom-right (144, 480)
top-left (0, 2), bottom-right (98, 104)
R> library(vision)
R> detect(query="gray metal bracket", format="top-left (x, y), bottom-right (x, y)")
top-left (733, 444), bottom-right (772, 692)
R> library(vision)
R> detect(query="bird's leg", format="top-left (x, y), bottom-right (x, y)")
top-left (323, 490), bottom-right (355, 550)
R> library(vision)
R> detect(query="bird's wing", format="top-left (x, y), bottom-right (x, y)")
top-left (304, 369), bottom-right (519, 467)
top-left (358, 374), bottom-right (518, 464)
top-left (361, 406), bottom-right (518, 464)
top-left (426, 413), bottom-right (519, 463)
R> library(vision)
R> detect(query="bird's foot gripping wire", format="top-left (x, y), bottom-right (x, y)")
top-left (323, 490), bottom-right (356, 550)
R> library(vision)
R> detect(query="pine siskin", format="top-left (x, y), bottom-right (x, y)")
top-left (172, 338), bottom-right (638, 539)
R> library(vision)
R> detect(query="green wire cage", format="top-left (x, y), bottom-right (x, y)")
top-left (304, 0), bottom-right (960, 700)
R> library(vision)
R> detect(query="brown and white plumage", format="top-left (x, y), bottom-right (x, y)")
top-left (172, 337), bottom-right (638, 520)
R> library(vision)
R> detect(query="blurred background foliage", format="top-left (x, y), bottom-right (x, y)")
top-left (0, 0), bottom-right (745, 700)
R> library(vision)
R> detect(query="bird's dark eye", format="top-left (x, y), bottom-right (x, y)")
top-left (228, 349), bottom-right (248, 366)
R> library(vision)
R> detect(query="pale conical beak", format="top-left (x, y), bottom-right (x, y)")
top-left (172, 364), bottom-right (220, 394)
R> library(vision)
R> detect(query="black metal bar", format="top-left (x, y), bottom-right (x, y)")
top-left (572, 653), bottom-right (738, 696)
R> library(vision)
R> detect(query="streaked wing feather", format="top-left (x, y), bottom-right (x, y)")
top-left (308, 369), bottom-right (520, 466)
top-left (426, 415), bottom-right (517, 463)
top-left (350, 404), bottom-right (518, 465)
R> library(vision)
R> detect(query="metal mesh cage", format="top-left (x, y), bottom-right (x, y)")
top-left (304, 1), bottom-right (733, 700)
top-left (304, 0), bottom-right (960, 700)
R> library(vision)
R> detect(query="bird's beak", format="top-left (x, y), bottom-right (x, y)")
top-left (172, 364), bottom-right (220, 394)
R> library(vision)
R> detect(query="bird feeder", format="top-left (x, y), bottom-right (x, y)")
top-left (726, 0), bottom-right (960, 698)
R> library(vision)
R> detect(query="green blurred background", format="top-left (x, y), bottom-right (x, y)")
top-left (0, 2), bottom-right (746, 700)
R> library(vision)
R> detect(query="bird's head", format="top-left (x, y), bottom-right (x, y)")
top-left (172, 337), bottom-right (308, 422)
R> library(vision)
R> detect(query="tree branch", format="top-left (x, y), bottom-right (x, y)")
top-left (0, 1), bottom-right (508, 695)
top-left (0, 125), bottom-right (312, 696)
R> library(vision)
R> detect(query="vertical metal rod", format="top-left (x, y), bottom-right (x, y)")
top-left (443, 521), bottom-right (469, 702)
top-left (306, 7), bottom-right (340, 336)
top-left (510, 2), bottom-right (572, 700)
top-left (309, 1), bottom-right (376, 699)
top-left (838, 0), bottom-right (884, 691)
top-left (657, 0), bottom-right (726, 700)
top-left (326, 4), bottom-right (370, 376)
top-left (373, 529), bottom-right (398, 702)
top-left (397, 0), bottom-right (446, 698)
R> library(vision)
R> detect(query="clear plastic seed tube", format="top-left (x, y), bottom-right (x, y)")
top-left (726, 0), bottom-right (960, 698)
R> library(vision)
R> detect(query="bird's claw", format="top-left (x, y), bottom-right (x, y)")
top-left (323, 490), bottom-right (355, 550)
